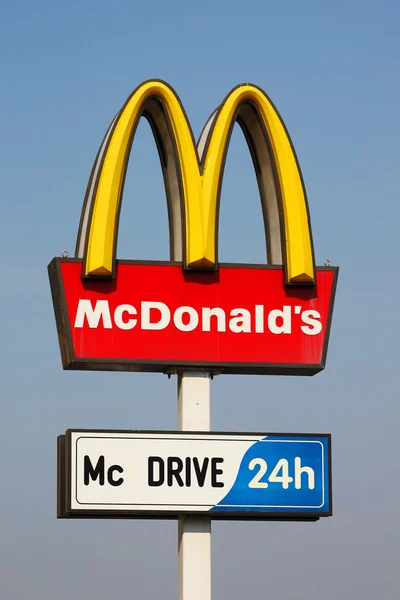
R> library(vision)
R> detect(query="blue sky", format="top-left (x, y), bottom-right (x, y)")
top-left (1, 1), bottom-right (399, 598)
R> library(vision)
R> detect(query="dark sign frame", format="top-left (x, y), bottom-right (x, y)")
top-left (58, 429), bottom-right (332, 522)
top-left (49, 258), bottom-right (338, 376)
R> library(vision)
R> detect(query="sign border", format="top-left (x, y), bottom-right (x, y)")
top-left (58, 429), bottom-right (332, 521)
top-left (48, 258), bottom-right (339, 376)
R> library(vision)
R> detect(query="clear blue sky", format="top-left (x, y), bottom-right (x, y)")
top-left (1, 1), bottom-right (399, 598)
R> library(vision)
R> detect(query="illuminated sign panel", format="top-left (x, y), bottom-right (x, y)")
top-left (50, 260), bottom-right (336, 374)
top-left (49, 80), bottom-right (338, 375)
top-left (58, 430), bottom-right (332, 520)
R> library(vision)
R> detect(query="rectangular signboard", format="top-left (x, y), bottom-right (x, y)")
top-left (49, 259), bottom-right (338, 375)
top-left (58, 430), bottom-right (332, 520)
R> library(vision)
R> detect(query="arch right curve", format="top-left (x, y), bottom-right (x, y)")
top-left (197, 84), bottom-right (315, 284)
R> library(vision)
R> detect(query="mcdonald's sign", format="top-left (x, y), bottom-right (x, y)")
top-left (48, 80), bottom-right (338, 375)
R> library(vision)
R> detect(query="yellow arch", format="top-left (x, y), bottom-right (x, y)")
top-left (82, 81), bottom-right (204, 275)
top-left (200, 85), bottom-right (314, 282)
top-left (80, 80), bottom-right (315, 283)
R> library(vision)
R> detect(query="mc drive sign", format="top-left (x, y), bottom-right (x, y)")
top-left (48, 80), bottom-right (338, 376)
top-left (58, 431), bottom-right (331, 520)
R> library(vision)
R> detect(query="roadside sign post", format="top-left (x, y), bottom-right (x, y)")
top-left (178, 372), bottom-right (211, 600)
top-left (50, 79), bottom-right (338, 600)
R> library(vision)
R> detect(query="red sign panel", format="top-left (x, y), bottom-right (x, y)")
top-left (48, 259), bottom-right (338, 375)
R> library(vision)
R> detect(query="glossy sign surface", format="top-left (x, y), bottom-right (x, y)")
top-left (79, 81), bottom-right (314, 282)
top-left (49, 259), bottom-right (338, 375)
top-left (58, 430), bottom-right (331, 520)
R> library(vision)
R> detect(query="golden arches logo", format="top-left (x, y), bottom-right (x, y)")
top-left (76, 80), bottom-right (315, 284)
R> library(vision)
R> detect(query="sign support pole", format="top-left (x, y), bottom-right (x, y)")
top-left (178, 372), bottom-right (212, 600)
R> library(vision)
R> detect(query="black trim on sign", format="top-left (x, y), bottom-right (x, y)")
top-left (328, 434), bottom-right (333, 517)
top-left (60, 510), bottom-right (322, 523)
top-left (65, 430), bottom-right (73, 517)
top-left (320, 266), bottom-right (339, 369)
top-left (60, 511), bottom-right (320, 522)
top-left (48, 258), bottom-right (338, 375)
top-left (66, 429), bottom-right (331, 437)
top-left (57, 435), bottom-right (66, 519)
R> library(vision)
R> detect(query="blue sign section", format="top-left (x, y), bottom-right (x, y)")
top-left (211, 435), bottom-right (331, 516)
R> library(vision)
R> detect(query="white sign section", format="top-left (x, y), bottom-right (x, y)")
top-left (58, 430), bottom-right (331, 520)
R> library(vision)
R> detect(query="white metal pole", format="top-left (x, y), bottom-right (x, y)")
top-left (177, 372), bottom-right (211, 600)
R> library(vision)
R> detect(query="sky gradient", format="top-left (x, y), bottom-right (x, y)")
top-left (1, 1), bottom-right (399, 598)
